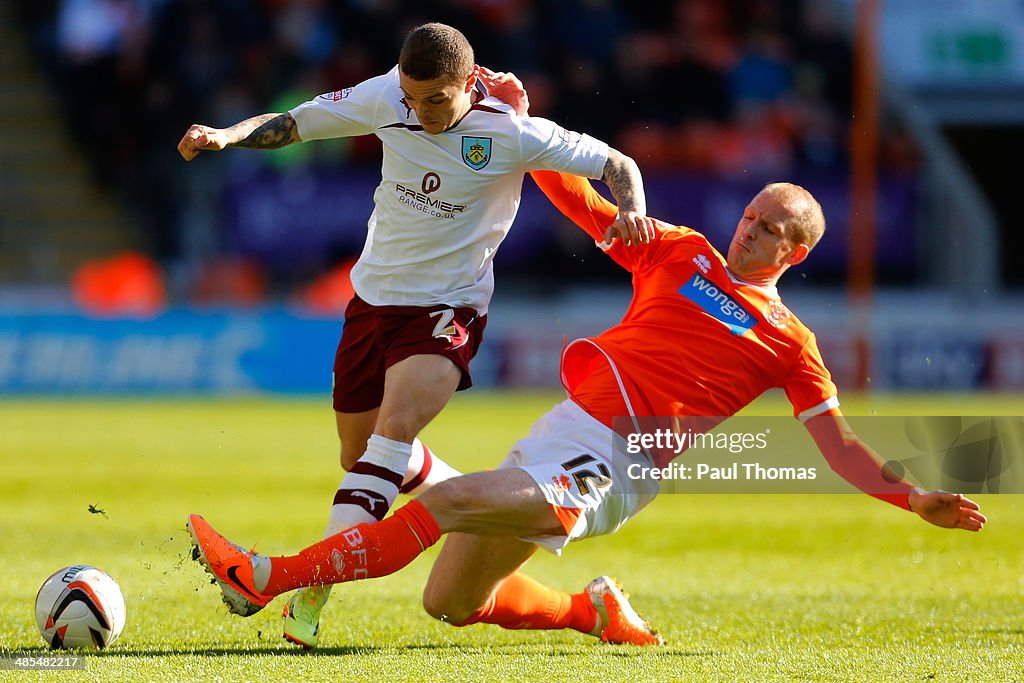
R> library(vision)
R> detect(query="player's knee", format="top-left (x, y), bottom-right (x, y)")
top-left (418, 477), bottom-right (482, 516)
top-left (421, 586), bottom-right (479, 626)
top-left (372, 412), bottom-right (422, 443)
top-left (420, 590), bottom-right (451, 622)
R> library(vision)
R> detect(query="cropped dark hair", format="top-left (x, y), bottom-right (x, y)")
top-left (399, 23), bottom-right (474, 82)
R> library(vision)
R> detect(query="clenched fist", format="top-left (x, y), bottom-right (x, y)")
top-left (178, 125), bottom-right (228, 161)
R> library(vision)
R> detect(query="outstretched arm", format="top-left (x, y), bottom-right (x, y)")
top-left (178, 113), bottom-right (300, 161)
top-left (805, 412), bottom-right (986, 531)
top-left (530, 170), bottom-right (618, 243)
top-left (530, 168), bottom-right (659, 252)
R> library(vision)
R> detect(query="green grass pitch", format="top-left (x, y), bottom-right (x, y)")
top-left (1, 391), bottom-right (1022, 682)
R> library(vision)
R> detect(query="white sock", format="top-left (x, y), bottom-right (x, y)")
top-left (324, 434), bottom-right (411, 535)
top-left (294, 437), bottom-right (459, 605)
top-left (305, 436), bottom-right (408, 600)
top-left (400, 438), bottom-right (462, 496)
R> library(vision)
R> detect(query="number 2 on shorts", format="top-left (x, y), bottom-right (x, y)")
top-left (430, 309), bottom-right (456, 338)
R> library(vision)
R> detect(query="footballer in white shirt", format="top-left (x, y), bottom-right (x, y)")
top-left (177, 22), bottom-right (652, 648)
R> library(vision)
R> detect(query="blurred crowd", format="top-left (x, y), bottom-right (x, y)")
top-left (13, 0), bottom-right (918, 300)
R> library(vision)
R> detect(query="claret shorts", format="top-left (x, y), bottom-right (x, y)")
top-left (333, 295), bottom-right (486, 413)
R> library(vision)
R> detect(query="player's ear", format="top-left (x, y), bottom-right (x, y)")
top-left (464, 67), bottom-right (478, 92)
top-left (787, 243), bottom-right (810, 265)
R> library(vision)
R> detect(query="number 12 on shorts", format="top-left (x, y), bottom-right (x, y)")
top-left (561, 454), bottom-right (612, 496)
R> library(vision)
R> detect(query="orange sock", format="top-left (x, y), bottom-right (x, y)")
top-left (460, 573), bottom-right (599, 634)
top-left (262, 500), bottom-right (441, 595)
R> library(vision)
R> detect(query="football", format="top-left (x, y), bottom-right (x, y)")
top-left (35, 565), bottom-right (126, 650)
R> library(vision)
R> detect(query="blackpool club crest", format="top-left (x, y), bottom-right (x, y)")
top-left (462, 136), bottom-right (491, 170)
top-left (764, 299), bottom-right (791, 328)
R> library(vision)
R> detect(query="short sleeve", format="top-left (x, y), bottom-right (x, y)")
top-left (516, 117), bottom-right (609, 180)
top-left (784, 334), bottom-right (840, 420)
top-left (289, 73), bottom-right (390, 141)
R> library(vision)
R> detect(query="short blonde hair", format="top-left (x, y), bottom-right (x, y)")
top-left (762, 182), bottom-right (826, 249)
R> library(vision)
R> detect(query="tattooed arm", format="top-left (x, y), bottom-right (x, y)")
top-left (600, 147), bottom-right (653, 246)
top-left (177, 113), bottom-right (301, 161)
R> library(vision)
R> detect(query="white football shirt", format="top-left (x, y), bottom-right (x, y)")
top-left (290, 66), bottom-right (609, 313)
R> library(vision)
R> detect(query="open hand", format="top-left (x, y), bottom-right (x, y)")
top-left (477, 65), bottom-right (529, 116)
top-left (909, 489), bottom-right (987, 531)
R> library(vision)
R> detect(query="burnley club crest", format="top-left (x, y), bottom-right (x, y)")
top-left (462, 136), bottom-right (491, 170)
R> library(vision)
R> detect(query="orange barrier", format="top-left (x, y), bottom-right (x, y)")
top-left (71, 251), bottom-right (166, 317)
top-left (293, 259), bottom-right (356, 316)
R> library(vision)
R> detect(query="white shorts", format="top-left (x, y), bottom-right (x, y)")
top-left (497, 399), bottom-right (660, 554)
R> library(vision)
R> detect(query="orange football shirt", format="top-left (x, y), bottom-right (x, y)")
top-left (531, 171), bottom-right (839, 461)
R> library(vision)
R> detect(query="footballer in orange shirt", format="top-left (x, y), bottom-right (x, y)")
top-left (187, 77), bottom-right (986, 646)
